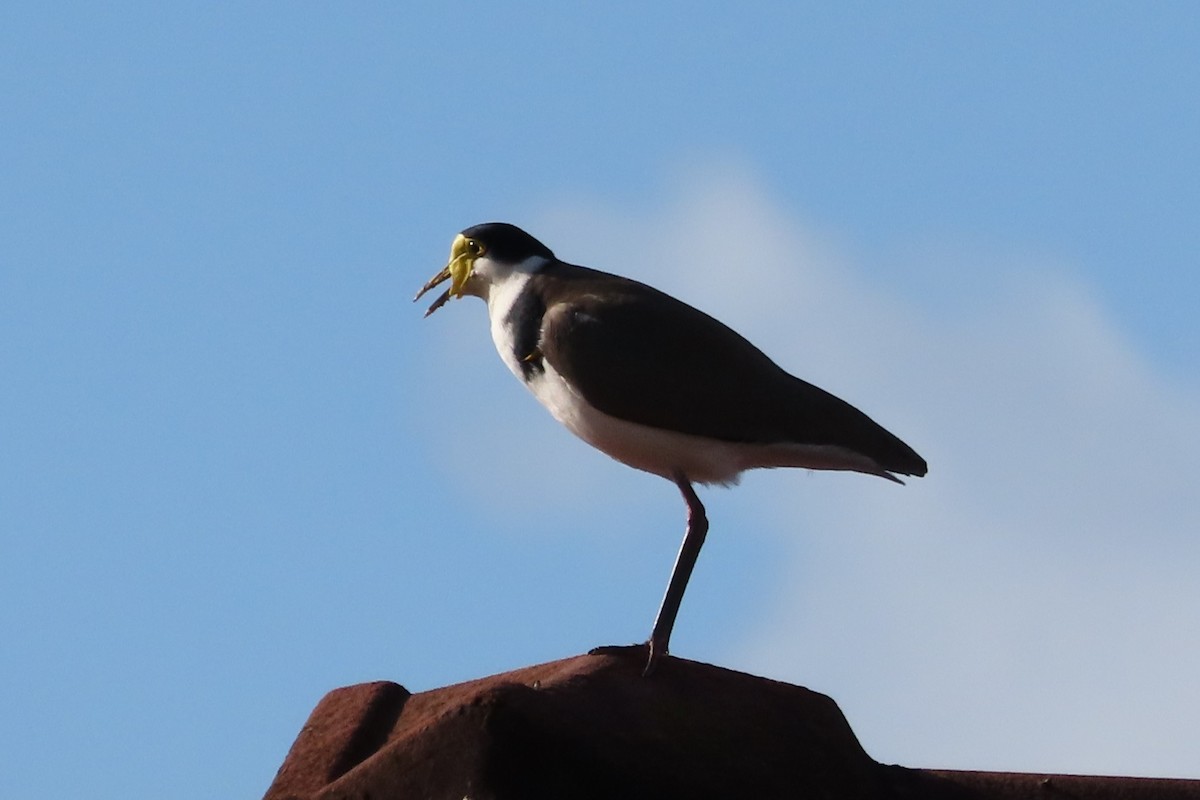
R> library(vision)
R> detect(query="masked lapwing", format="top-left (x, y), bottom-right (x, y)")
top-left (416, 222), bottom-right (927, 675)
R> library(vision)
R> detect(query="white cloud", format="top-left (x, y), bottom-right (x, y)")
top-left (417, 167), bottom-right (1198, 777)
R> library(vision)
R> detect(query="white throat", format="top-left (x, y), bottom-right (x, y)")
top-left (471, 255), bottom-right (548, 303)
top-left (476, 255), bottom-right (546, 377)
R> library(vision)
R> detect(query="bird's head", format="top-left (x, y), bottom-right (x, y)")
top-left (414, 223), bottom-right (555, 317)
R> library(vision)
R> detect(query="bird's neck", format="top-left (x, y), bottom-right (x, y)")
top-left (487, 269), bottom-right (544, 372)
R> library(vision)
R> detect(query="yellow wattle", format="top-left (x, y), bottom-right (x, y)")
top-left (448, 253), bottom-right (472, 297)
top-left (446, 234), bottom-right (474, 298)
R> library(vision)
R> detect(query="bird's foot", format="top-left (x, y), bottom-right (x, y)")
top-left (587, 642), bottom-right (646, 657)
top-left (587, 642), bottom-right (664, 677)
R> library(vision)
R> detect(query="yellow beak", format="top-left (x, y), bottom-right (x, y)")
top-left (413, 234), bottom-right (476, 317)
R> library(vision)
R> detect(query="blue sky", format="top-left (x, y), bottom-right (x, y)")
top-left (2, 4), bottom-right (1198, 797)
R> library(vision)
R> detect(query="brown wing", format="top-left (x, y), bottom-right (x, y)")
top-left (537, 267), bottom-right (927, 477)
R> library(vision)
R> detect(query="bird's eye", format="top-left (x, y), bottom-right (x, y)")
top-left (466, 239), bottom-right (484, 256)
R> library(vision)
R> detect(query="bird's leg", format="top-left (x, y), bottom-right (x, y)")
top-left (644, 473), bottom-right (708, 676)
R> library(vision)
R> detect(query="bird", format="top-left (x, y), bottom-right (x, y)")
top-left (415, 222), bottom-right (927, 676)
